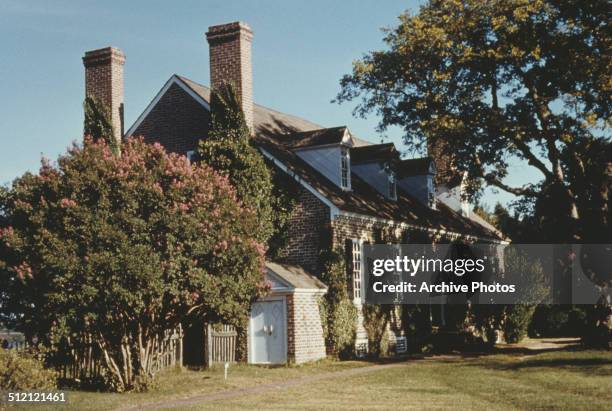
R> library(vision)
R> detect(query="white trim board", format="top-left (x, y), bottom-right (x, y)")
top-left (125, 75), bottom-right (211, 137)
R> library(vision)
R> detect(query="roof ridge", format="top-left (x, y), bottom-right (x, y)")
top-left (173, 74), bottom-right (324, 129)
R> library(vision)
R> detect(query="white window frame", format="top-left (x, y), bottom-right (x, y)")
top-left (351, 239), bottom-right (363, 302)
top-left (340, 147), bottom-right (351, 190)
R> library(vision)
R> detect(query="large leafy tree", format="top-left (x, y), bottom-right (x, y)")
top-left (197, 85), bottom-right (275, 244)
top-left (336, 0), bottom-right (610, 241)
top-left (0, 138), bottom-right (266, 390)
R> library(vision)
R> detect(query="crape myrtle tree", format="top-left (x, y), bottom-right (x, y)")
top-left (0, 138), bottom-right (266, 391)
top-left (336, 0), bottom-right (610, 242)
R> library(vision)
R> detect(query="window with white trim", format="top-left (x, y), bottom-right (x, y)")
top-left (340, 147), bottom-right (350, 190)
top-left (352, 239), bottom-right (362, 301)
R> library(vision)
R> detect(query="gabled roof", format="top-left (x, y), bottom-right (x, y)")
top-left (351, 143), bottom-right (399, 165)
top-left (399, 157), bottom-right (436, 177)
top-left (178, 76), bottom-right (374, 148)
top-left (265, 262), bottom-right (327, 291)
top-left (126, 75), bottom-right (504, 242)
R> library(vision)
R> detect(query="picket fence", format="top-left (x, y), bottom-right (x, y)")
top-left (54, 325), bottom-right (183, 381)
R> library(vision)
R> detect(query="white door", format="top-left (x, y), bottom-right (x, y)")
top-left (249, 299), bottom-right (287, 364)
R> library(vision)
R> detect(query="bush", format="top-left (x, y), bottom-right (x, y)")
top-left (0, 138), bottom-right (266, 391)
top-left (319, 249), bottom-right (357, 359)
top-left (529, 305), bottom-right (588, 337)
top-left (0, 348), bottom-right (56, 390)
top-left (362, 305), bottom-right (390, 358)
top-left (401, 305), bottom-right (433, 352)
top-left (504, 305), bottom-right (537, 343)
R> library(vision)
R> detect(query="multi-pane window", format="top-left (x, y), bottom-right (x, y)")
top-left (341, 147), bottom-right (350, 189)
top-left (388, 172), bottom-right (397, 200)
top-left (352, 240), bottom-right (362, 300)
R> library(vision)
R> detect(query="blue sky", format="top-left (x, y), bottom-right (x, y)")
top-left (0, 0), bottom-right (538, 209)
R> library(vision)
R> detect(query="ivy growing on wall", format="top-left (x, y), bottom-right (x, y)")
top-left (83, 96), bottom-right (119, 155)
top-left (318, 249), bottom-right (357, 359)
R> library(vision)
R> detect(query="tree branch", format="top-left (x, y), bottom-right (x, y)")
top-left (483, 173), bottom-right (539, 196)
top-left (511, 136), bottom-right (553, 179)
top-left (474, 153), bottom-right (538, 197)
top-left (518, 69), bottom-right (565, 182)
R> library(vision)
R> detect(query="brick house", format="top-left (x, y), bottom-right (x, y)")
top-left (82, 21), bottom-right (505, 364)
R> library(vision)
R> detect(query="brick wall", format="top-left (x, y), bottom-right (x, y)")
top-left (290, 292), bottom-right (326, 364)
top-left (330, 213), bottom-right (408, 347)
top-left (286, 294), bottom-right (295, 361)
top-left (131, 83), bottom-right (210, 155)
top-left (83, 47), bottom-right (125, 146)
top-left (206, 22), bottom-right (254, 132)
top-left (277, 187), bottom-right (330, 274)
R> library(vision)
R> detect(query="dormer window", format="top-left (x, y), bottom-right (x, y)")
top-left (340, 147), bottom-right (350, 190)
top-left (388, 172), bottom-right (397, 200)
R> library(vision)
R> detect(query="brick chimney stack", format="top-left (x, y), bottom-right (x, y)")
top-left (82, 47), bottom-right (126, 145)
top-left (206, 22), bottom-right (254, 132)
top-left (428, 139), bottom-right (460, 189)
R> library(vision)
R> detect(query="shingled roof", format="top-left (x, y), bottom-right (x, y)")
top-left (255, 135), bottom-right (502, 240)
top-left (398, 157), bottom-right (435, 177)
top-left (177, 75), bottom-right (372, 147)
top-left (153, 75), bottom-right (503, 242)
top-left (351, 143), bottom-right (399, 164)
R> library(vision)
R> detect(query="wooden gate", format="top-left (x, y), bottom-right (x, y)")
top-left (205, 324), bottom-right (237, 367)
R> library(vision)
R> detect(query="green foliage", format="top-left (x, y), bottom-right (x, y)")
top-left (266, 162), bottom-right (300, 258)
top-left (197, 84), bottom-right (275, 244)
top-left (336, 0), bottom-right (610, 241)
top-left (504, 305), bottom-right (537, 343)
top-left (83, 96), bottom-right (119, 155)
top-left (401, 305), bottom-right (433, 351)
top-left (529, 305), bottom-right (588, 338)
top-left (582, 300), bottom-right (612, 348)
top-left (362, 305), bottom-right (390, 358)
top-left (0, 137), bottom-right (266, 391)
top-left (318, 249), bottom-right (357, 359)
top-left (473, 247), bottom-right (547, 344)
top-left (0, 348), bottom-right (57, 390)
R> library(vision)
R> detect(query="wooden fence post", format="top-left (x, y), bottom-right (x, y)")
top-left (206, 323), bottom-right (212, 369)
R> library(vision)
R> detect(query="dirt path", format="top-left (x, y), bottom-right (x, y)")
top-left (120, 361), bottom-right (412, 410)
top-left (495, 337), bottom-right (581, 353)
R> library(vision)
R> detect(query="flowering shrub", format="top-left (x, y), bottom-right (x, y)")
top-left (0, 348), bottom-right (57, 391)
top-left (0, 137), bottom-right (266, 391)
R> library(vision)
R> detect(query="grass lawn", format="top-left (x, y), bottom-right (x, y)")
top-left (14, 348), bottom-right (612, 410)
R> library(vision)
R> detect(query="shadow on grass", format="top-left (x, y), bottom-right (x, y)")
top-left (455, 349), bottom-right (612, 378)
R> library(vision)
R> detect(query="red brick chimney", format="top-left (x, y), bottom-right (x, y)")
top-left (82, 47), bottom-right (126, 145)
top-left (206, 22), bottom-right (254, 132)
top-left (428, 139), bottom-right (460, 189)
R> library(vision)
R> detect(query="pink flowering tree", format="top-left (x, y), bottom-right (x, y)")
top-left (0, 137), bottom-right (266, 390)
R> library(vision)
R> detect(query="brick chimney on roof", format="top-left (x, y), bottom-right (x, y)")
top-left (206, 22), bottom-right (254, 132)
top-left (428, 138), bottom-right (460, 189)
top-left (82, 46), bottom-right (125, 145)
